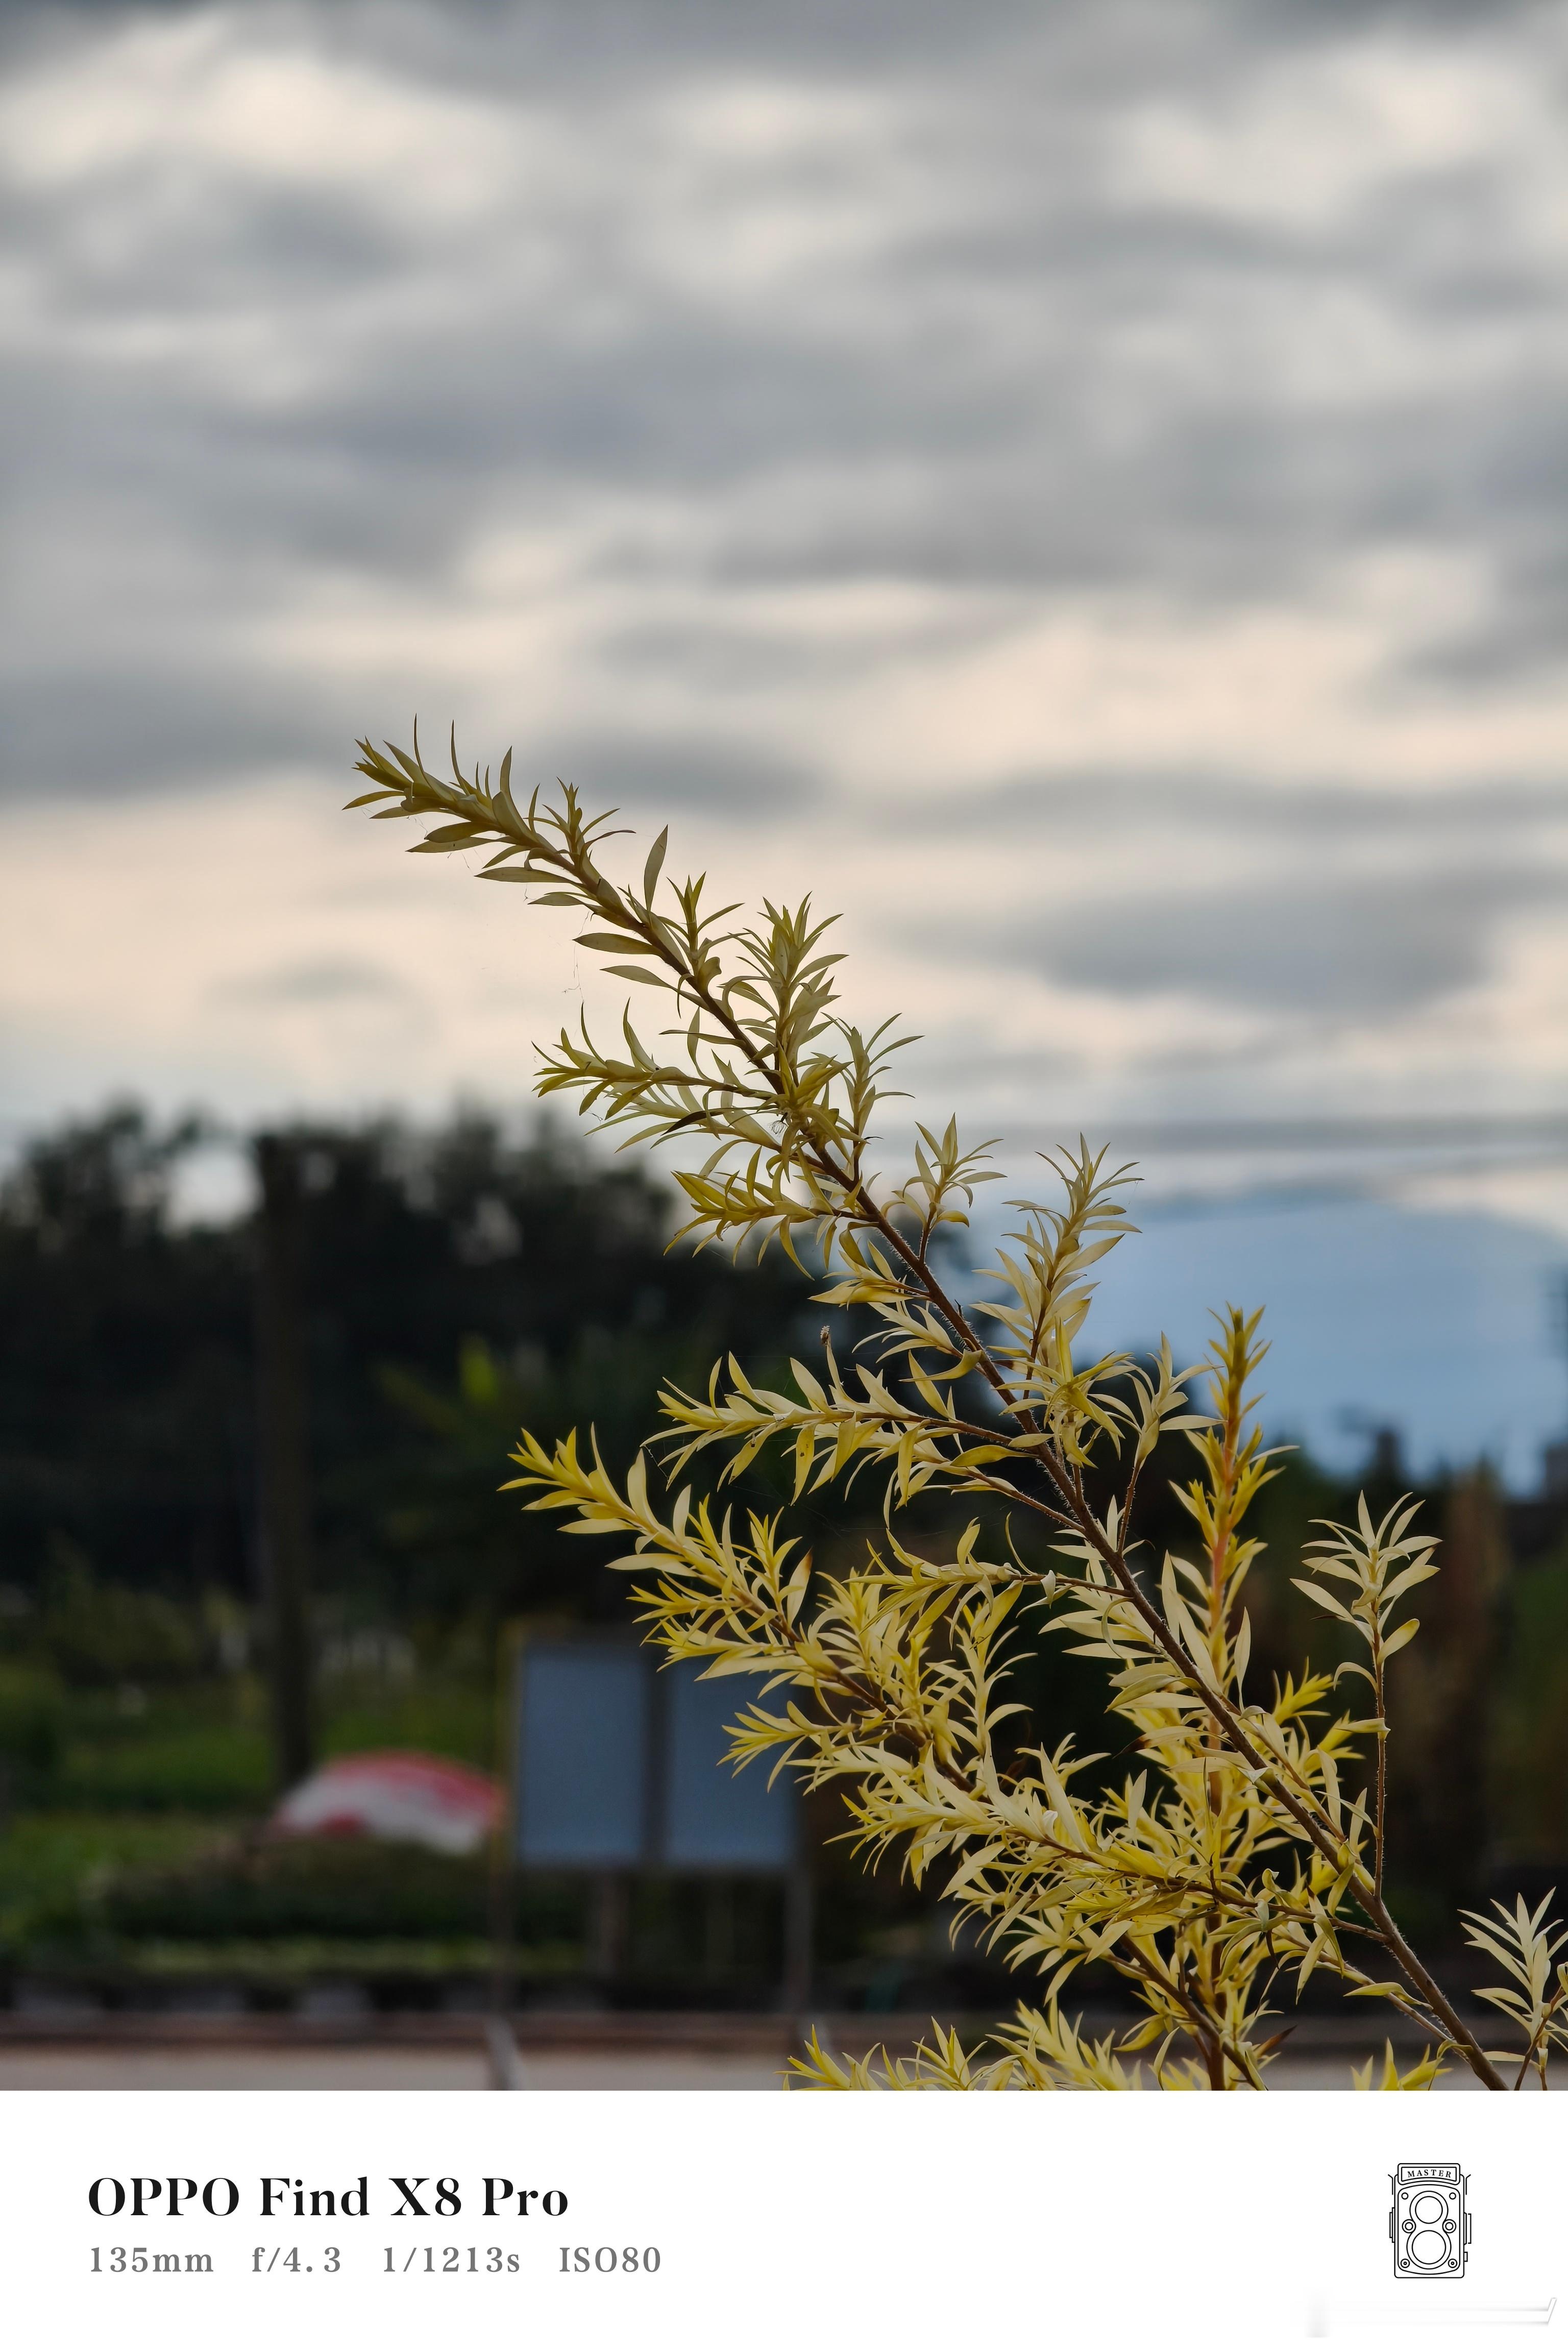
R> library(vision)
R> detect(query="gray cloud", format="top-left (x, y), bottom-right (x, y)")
top-left (5, 0), bottom-right (1561, 640)
top-left (2, 662), bottom-right (345, 794)
top-left (476, 731), bottom-right (819, 815)
top-left (944, 772), bottom-right (1568, 843)
top-left (3, 0), bottom-right (1566, 1112)
top-left (214, 957), bottom-right (406, 1007)
top-left (950, 865), bottom-right (1563, 1020)
top-left (910, 767), bottom-right (1568, 1027)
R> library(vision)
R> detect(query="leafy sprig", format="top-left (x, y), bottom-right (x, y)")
top-left (351, 728), bottom-right (1546, 2091)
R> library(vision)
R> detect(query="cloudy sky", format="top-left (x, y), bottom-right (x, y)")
top-left (3, 0), bottom-right (1568, 1464)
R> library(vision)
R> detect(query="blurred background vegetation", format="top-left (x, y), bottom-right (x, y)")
top-left (3, 1101), bottom-right (1565, 2016)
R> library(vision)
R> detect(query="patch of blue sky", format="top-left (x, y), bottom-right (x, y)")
top-left (973, 1194), bottom-right (1568, 1493)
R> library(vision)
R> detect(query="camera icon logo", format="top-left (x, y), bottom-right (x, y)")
top-left (1390, 2162), bottom-right (1471, 2280)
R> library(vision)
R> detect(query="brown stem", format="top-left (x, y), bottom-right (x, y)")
top-left (1033, 1503), bottom-right (1506, 2088)
top-left (1359, 1887), bottom-right (1504, 2089)
top-left (800, 1187), bottom-right (1504, 2086)
top-left (1373, 1646), bottom-right (1388, 1906)
top-left (552, 804), bottom-right (1040, 1436)
top-left (1117, 1948), bottom-right (1262, 2090)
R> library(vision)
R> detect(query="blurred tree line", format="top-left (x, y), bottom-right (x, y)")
top-left (0, 1100), bottom-right (815, 1637)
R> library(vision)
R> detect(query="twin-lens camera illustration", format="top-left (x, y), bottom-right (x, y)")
top-left (1390, 2163), bottom-right (1471, 2281)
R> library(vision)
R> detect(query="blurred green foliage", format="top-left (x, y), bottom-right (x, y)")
top-left (0, 1665), bottom-right (66, 1780)
top-left (0, 1812), bottom-right (232, 1958)
top-left (1492, 1533), bottom-right (1568, 1866)
top-left (100, 1834), bottom-right (497, 1943)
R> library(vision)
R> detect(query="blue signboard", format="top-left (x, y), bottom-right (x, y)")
top-left (511, 1640), bottom-right (796, 1873)
top-left (663, 1663), bottom-right (796, 1869)
top-left (514, 1643), bottom-right (649, 1867)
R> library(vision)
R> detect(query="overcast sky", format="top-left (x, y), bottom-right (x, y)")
top-left (3, 0), bottom-right (1567, 1192)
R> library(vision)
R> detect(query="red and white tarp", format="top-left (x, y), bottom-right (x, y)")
top-left (268, 1751), bottom-right (500, 1855)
